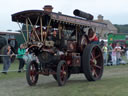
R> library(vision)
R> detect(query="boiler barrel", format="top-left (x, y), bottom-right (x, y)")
top-left (73, 9), bottom-right (94, 20)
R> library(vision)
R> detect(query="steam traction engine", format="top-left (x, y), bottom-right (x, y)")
top-left (12, 6), bottom-right (106, 86)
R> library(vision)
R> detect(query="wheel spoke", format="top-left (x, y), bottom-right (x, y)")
top-left (61, 73), bottom-right (65, 81)
top-left (92, 68), bottom-right (95, 75)
top-left (90, 58), bottom-right (97, 67)
top-left (94, 70), bottom-right (98, 78)
top-left (93, 46), bottom-right (97, 51)
top-left (92, 52), bottom-right (95, 59)
top-left (91, 53), bottom-right (94, 60)
top-left (90, 59), bottom-right (94, 64)
top-left (31, 75), bottom-right (34, 82)
top-left (62, 66), bottom-right (65, 71)
top-left (91, 49), bottom-right (96, 59)
top-left (91, 47), bottom-right (100, 78)
top-left (30, 64), bottom-right (36, 82)
top-left (61, 70), bottom-right (66, 80)
top-left (92, 47), bottom-right (97, 57)
top-left (94, 65), bottom-right (102, 69)
top-left (95, 54), bottom-right (101, 59)
top-left (60, 73), bottom-right (64, 80)
top-left (92, 68), bottom-right (98, 78)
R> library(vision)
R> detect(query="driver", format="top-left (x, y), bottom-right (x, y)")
top-left (88, 28), bottom-right (99, 44)
top-left (51, 29), bottom-right (60, 47)
top-left (52, 28), bottom-right (64, 55)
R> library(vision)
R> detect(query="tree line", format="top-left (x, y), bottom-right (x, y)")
top-left (114, 24), bottom-right (128, 33)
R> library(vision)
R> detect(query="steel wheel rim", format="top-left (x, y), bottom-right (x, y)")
top-left (90, 46), bottom-right (103, 78)
top-left (30, 63), bottom-right (37, 83)
top-left (60, 64), bottom-right (67, 83)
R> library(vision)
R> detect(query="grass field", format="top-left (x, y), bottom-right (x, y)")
top-left (0, 59), bottom-right (19, 72)
top-left (0, 59), bottom-right (128, 96)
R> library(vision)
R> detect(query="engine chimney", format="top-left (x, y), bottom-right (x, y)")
top-left (43, 5), bottom-right (53, 12)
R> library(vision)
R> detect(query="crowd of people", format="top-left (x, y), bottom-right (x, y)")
top-left (1, 44), bottom-right (26, 74)
top-left (102, 42), bottom-right (127, 66)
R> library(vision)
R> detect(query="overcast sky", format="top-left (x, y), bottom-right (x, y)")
top-left (0, 0), bottom-right (127, 31)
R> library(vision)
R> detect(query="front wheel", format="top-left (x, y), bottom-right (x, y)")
top-left (82, 44), bottom-right (104, 81)
top-left (53, 72), bottom-right (71, 81)
top-left (56, 60), bottom-right (69, 86)
top-left (26, 61), bottom-right (39, 86)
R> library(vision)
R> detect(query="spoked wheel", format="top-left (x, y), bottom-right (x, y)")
top-left (82, 44), bottom-right (104, 81)
top-left (56, 60), bottom-right (69, 86)
top-left (53, 72), bottom-right (71, 81)
top-left (26, 60), bottom-right (39, 86)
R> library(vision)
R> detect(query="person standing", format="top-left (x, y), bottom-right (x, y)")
top-left (107, 43), bottom-right (113, 65)
top-left (17, 44), bottom-right (26, 72)
top-left (2, 45), bottom-right (14, 74)
top-left (112, 48), bottom-right (117, 65)
top-left (102, 43), bottom-right (108, 65)
top-left (114, 43), bottom-right (121, 65)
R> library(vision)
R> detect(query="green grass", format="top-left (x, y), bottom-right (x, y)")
top-left (0, 71), bottom-right (25, 80)
top-left (0, 59), bottom-right (128, 96)
top-left (43, 77), bottom-right (128, 96)
top-left (0, 59), bottom-right (19, 71)
top-left (29, 64), bottom-right (128, 96)
top-left (0, 59), bottom-right (25, 80)
top-left (7, 64), bottom-right (128, 96)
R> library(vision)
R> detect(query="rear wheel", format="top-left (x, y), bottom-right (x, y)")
top-left (56, 60), bottom-right (69, 86)
top-left (26, 61), bottom-right (39, 86)
top-left (82, 44), bottom-right (103, 81)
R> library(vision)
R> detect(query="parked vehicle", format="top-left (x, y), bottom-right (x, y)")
top-left (0, 31), bottom-right (20, 62)
top-left (108, 33), bottom-right (128, 47)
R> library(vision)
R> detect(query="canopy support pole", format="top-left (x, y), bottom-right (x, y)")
top-left (17, 21), bottom-right (27, 42)
top-left (26, 18), bottom-right (29, 42)
top-left (28, 17), bottom-right (40, 41)
top-left (40, 16), bottom-right (43, 42)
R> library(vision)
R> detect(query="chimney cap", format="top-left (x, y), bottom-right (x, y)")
top-left (43, 5), bottom-right (53, 9)
top-left (98, 14), bottom-right (103, 21)
top-left (43, 5), bottom-right (53, 12)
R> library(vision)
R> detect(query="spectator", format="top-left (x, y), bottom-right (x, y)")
top-left (102, 43), bottom-right (108, 65)
top-left (112, 48), bottom-right (117, 65)
top-left (2, 45), bottom-right (14, 74)
top-left (126, 48), bottom-right (128, 59)
top-left (107, 43), bottom-right (113, 65)
top-left (99, 40), bottom-right (104, 48)
top-left (120, 44), bottom-right (126, 56)
top-left (17, 44), bottom-right (26, 72)
top-left (114, 43), bottom-right (121, 65)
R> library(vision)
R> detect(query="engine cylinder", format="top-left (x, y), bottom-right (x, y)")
top-left (73, 9), bottom-right (94, 20)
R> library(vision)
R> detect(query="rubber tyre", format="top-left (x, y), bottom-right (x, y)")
top-left (82, 44), bottom-right (104, 81)
top-left (26, 60), bottom-right (39, 86)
